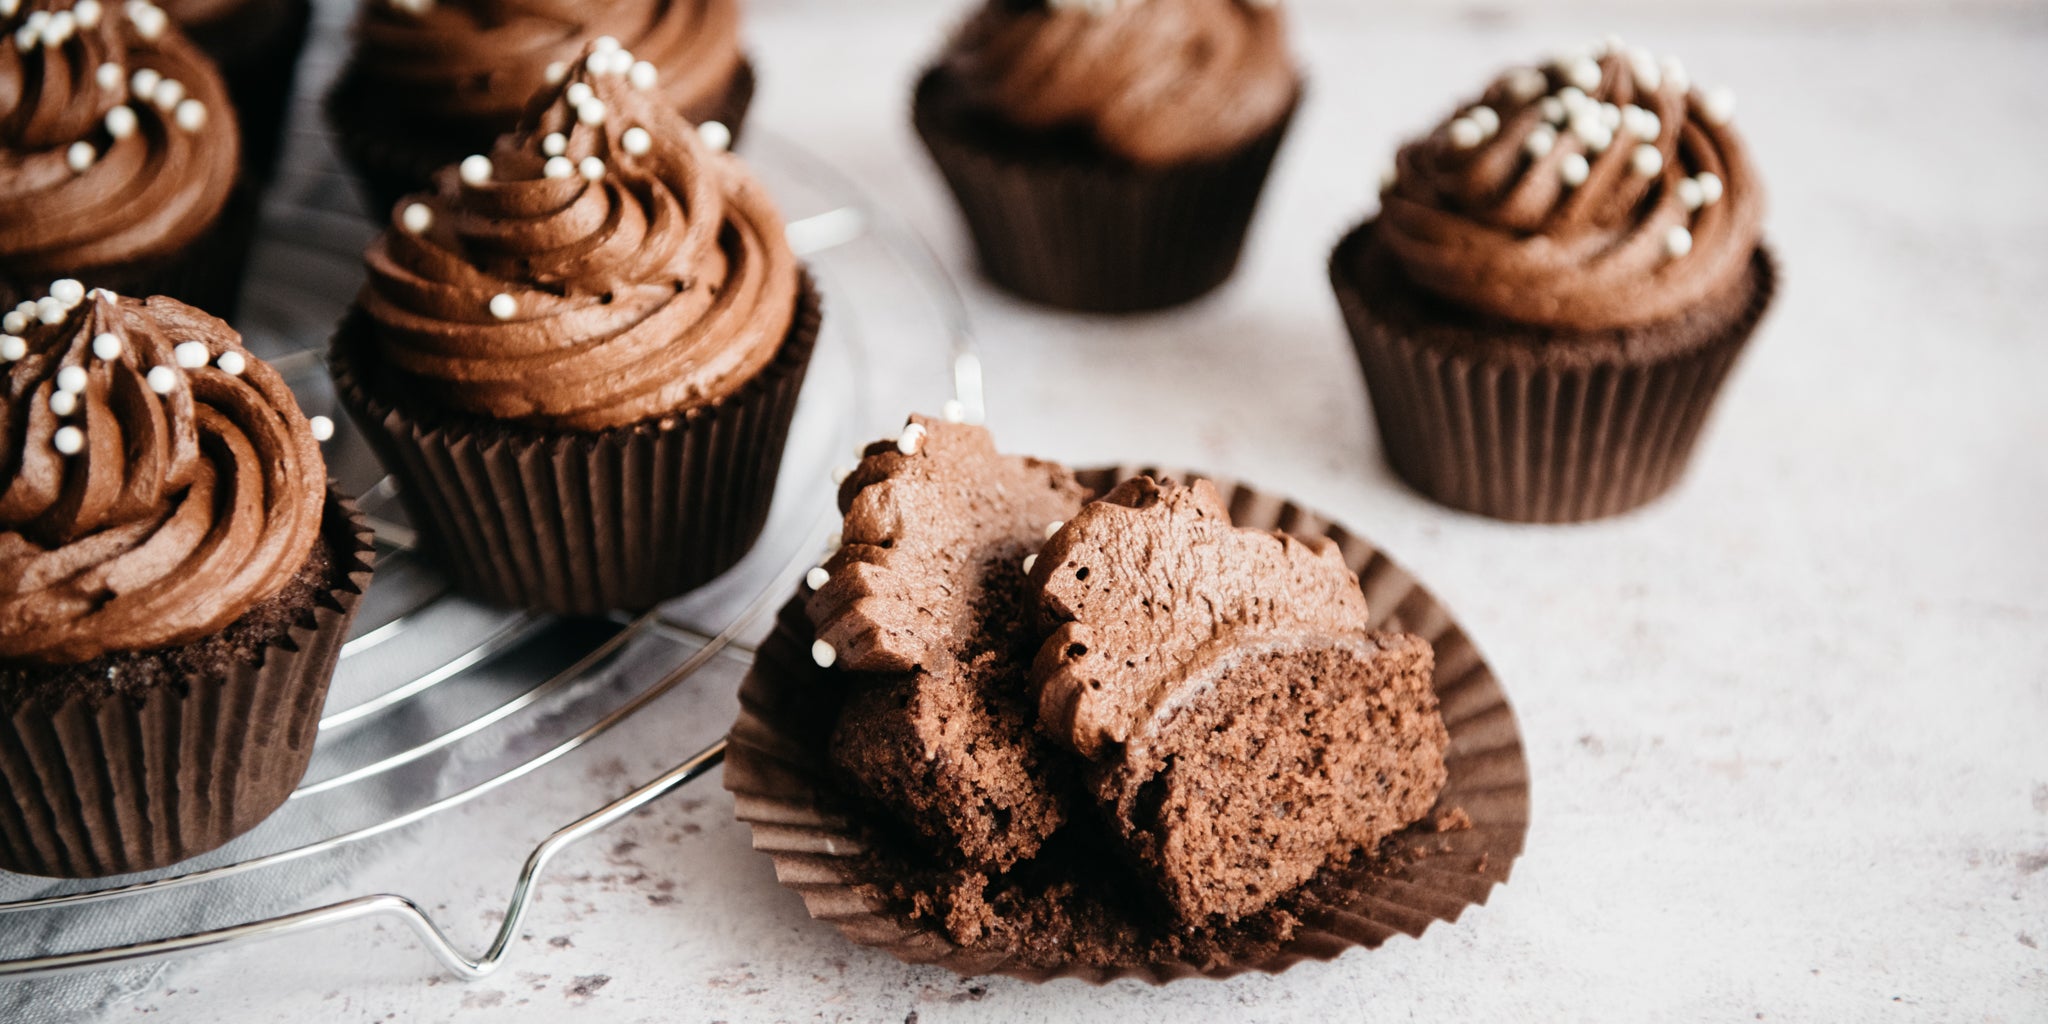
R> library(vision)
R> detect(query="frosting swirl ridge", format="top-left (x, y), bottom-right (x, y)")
top-left (345, 0), bottom-right (742, 131)
top-left (0, 0), bottom-right (239, 273)
top-left (1377, 40), bottom-right (1765, 330)
top-left (358, 49), bottom-right (799, 431)
top-left (940, 0), bottom-right (1298, 166)
top-left (0, 289), bottom-right (326, 665)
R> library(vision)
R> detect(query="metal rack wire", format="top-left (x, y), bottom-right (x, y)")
top-left (0, 125), bottom-right (982, 986)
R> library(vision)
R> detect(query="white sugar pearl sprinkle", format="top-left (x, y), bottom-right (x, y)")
top-left (37, 297), bottom-right (68, 323)
top-left (489, 293), bottom-right (517, 320)
top-left (1697, 171), bottom-right (1724, 205)
top-left (896, 423), bottom-right (926, 455)
top-left (698, 120), bottom-right (731, 153)
top-left (53, 426), bottom-right (85, 455)
top-left (129, 3), bottom-right (165, 39)
top-left (152, 78), bottom-right (184, 110)
top-left (1524, 123), bottom-right (1556, 158)
top-left (309, 415), bottom-right (335, 441)
top-left (130, 68), bottom-right (161, 102)
top-left (173, 340), bottom-right (209, 368)
top-left (105, 105), bottom-right (137, 139)
top-left (1560, 152), bottom-right (1590, 187)
top-left (1565, 56), bottom-right (1601, 91)
top-left (577, 98), bottom-right (606, 125)
top-left (810, 639), bottom-right (836, 668)
top-left (1022, 554), bottom-right (1038, 574)
top-left (91, 333), bottom-right (121, 359)
top-left (43, 11), bottom-right (74, 45)
top-left (50, 279), bottom-right (83, 305)
top-left (593, 34), bottom-right (620, 53)
top-left (565, 82), bottom-right (593, 108)
top-left (401, 202), bottom-right (433, 234)
top-left (2, 314), bottom-right (24, 335)
top-left (56, 365), bottom-right (88, 393)
top-left (1661, 56), bottom-right (1690, 93)
top-left (1631, 143), bottom-right (1663, 177)
top-left (174, 99), bottom-right (205, 131)
top-left (806, 566), bottom-right (830, 590)
top-left (459, 155), bottom-right (492, 185)
top-left (831, 466), bottom-right (850, 484)
top-left (542, 132), bottom-right (567, 156)
top-left (629, 60), bottom-right (657, 90)
top-left (1665, 225), bottom-right (1694, 258)
top-left (1467, 105), bottom-right (1500, 138)
top-left (543, 156), bottom-right (574, 179)
top-left (146, 365), bottom-right (177, 394)
top-left (215, 350), bottom-right (245, 375)
top-left (578, 156), bottom-right (604, 181)
top-left (1677, 177), bottom-right (1704, 211)
top-left (1538, 97), bottom-right (1566, 124)
top-left (1701, 86), bottom-right (1736, 125)
top-left (0, 335), bottom-right (24, 361)
top-left (1628, 47), bottom-right (1661, 91)
top-left (1503, 67), bottom-right (1547, 104)
top-left (67, 141), bottom-right (95, 172)
top-left (75, 0), bottom-right (102, 28)
top-left (50, 389), bottom-right (77, 416)
top-left (544, 61), bottom-right (568, 85)
top-left (1045, 521), bottom-right (1064, 539)
top-left (96, 62), bottom-right (121, 90)
top-left (1446, 117), bottom-right (1482, 150)
top-left (621, 127), bottom-right (651, 156)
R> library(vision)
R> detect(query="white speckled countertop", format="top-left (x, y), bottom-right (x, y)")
top-left (29, 1), bottom-right (2048, 1021)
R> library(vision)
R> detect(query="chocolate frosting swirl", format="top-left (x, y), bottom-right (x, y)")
top-left (0, 290), bottom-right (326, 665)
top-left (344, 0), bottom-right (742, 132)
top-left (939, 0), bottom-right (1298, 166)
top-left (357, 49), bottom-right (799, 431)
top-left (1377, 41), bottom-right (1765, 331)
top-left (0, 0), bottom-right (239, 274)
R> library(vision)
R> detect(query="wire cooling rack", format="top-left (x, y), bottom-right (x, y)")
top-left (0, 121), bottom-right (980, 987)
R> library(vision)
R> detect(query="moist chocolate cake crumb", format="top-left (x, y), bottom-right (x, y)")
top-left (1435, 807), bottom-right (1473, 832)
top-left (809, 416), bottom-right (1089, 869)
top-left (0, 520), bottom-right (346, 710)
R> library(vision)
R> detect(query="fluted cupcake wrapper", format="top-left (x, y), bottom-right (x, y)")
top-left (726, 468), bottom-right (1530, 984)
top-left (327, 60), bottom-right (758, 217)
top-left (0, 490), bottom-right (375, 879)
top-left (330, 274), bottom-right (820, 616)
top-left (183, 0), bottom-right (314, 181)
top-left (912, 72), bottom-right (1299, 314)
top-left (0, 184), bottom-right (260, 322)
top-left (1331, 223), bottom-right (1779, 524)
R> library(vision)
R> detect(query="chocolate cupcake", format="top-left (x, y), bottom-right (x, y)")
top-left (0, 287), bottom-right (373, 878)
top-left (729, 422), bottom-right (1506, 981)
top-left (160, 0), bottom-right (314, 180)
top-left (329, 47), bottom-right (818, 615)
top-left (327, 0), bottom-right (756, 213)
top-left (0, 0), bottom-right (253, 318)
top-left (914, 0), bottom-right (1301, 312)
top-left (1330, 39), bottom-right (1777, 522)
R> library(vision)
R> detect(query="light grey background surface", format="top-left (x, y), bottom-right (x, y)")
top-left (39, 1), bottom-right (2048, 1021)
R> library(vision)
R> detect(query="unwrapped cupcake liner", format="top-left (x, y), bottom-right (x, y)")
top-left (0, 184), bottom-right (260, 322)
top-left (912, 72), bottom-right (1299, 314)
top-left (0, 490), bottom-right (375, 879)
top-left (1331, 222), bottom-right (1779, 523)
top-left (726, 468), bottom-right (1530, 983)
top-left (183, 0), bottom-right (314, 181)
top-left (329, 59), bottom-right (758, 216)
top-left (329, 273), bottom-right (820, 616)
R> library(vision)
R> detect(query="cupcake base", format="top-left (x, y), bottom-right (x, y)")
top-left (1331, 221), bottom-right (1778, 523)
top-left (328, 273), bottom-right (821, 616)
top-left (328, 59), bottom-right (759, 217)
top-left (179, 0), bottom-right (314, 181)
top-left (726, 468), bottom-right (1529, 983)
top-left (0, 490), bottom-right (375, 879)
top-left (912, 71), bottom-right (1299, 314)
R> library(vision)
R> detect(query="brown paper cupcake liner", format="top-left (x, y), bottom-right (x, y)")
top-left (0, 184), bottom-right (260, 322)
top-left (726, 467), bottom-right (1530, 983)
top-left (912, 71), bottom-right (1299, 314)
top-left (329, 273), bottom-right (820, 616)
top-left (1331, 222), bottom-right (1779, 523)
top-left (183, 0), bottom-right (314, 181)
top-left (0, 489), bottom-right (376, 879)
top-left (328, 59), bottom-right (758, 217)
